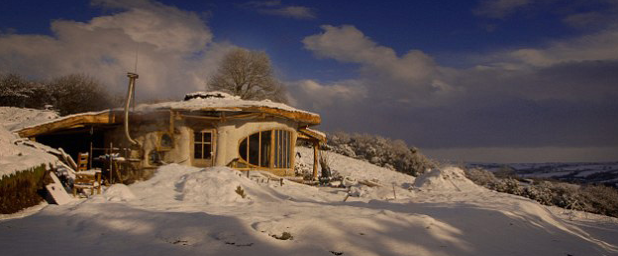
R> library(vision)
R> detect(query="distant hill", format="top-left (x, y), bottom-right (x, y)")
top-left (467, 162), bottom-right (618, 187)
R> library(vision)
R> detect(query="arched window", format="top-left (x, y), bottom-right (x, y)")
top-left (239, 129), bottom-right (292, 168)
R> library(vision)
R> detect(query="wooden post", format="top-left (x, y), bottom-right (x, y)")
top-left (89, 141), bottom-right (93, 170)
top-left (169, 110), bottom-right (175, 134)
top-left (97, 172), bottom-right (102, 194)
top-left (109, 142), bottom-right (113, 184)
top-left (313, 141), bottom-right (319, 180)
top-left (392, 184), bottom-right (397, 199)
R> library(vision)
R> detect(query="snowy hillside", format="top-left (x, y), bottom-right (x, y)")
top-left (0, 106), bottom-right (59, 131)
top-left (468, 162), bottom-right (618, 186)
top-left (2, 150), bottom-right (617, 255)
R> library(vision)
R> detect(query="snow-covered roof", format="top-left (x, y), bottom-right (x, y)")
top-left (0, 107), bottom-right (59, 132)
top-left (298, 127), bottom-right (327, 142)
top-left (134, 91), bottom-right (317, 118)
top-left (16, 91), bottom-right (322, 138)
top-left (0, 126), bottom-right (57, 178)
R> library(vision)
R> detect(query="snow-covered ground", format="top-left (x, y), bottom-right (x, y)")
top-left (2, 150), bottom-right (618, 255)
top-left (0, 125), bottom-right (58, 178)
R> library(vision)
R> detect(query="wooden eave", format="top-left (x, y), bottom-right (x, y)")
top-left (168, 106), bottom-right (321, 125)
top-left (17, 111), bottom-right (121, 138)
top-left (17, 105), bottom-right (321, 138)
top-left (298, 127), bottom-right (327, 143)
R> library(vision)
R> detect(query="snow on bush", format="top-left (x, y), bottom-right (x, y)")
top-left (414, 167), bottom-right (484, 192)
top-left (326, 132), bottom-right (436, 176)
top-left (0, 73), bottom-right (119, 116)
top-left (464, 167), bottom-right (618, 217)
top-left (0, 124), bottom-right (59, 214)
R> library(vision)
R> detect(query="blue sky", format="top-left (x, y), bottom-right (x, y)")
top-left (1, 0), bottom-right (617, 162)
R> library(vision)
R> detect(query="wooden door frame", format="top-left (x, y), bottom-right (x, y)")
top-left (192, 129), bottom-right (216, 167)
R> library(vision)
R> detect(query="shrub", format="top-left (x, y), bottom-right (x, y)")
top-left (579, 184), bottom-right (618, 217)
top-left (463, 167), bottom-right (618, 217)
top-left (464, 167), bottom-right (498, 187)
top-left (326, 132), bottom-right (436, 176)
top-left (0, 73), bottom-right (120, 115)
top-left (0, 164), bottom-right (49, 214)
top-left (47, 74), bottom-right (120, 116)
top-left (0, 73), bottom-right (36, 107)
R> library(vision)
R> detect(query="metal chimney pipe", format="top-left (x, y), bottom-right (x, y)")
top-left (124, 72), bottom-right (139, 146)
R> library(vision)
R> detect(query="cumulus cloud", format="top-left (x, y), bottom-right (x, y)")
top-left (303, 25), bottom-right (436, 82)
top-left (297, 24), bottom-right (618, 151)
top-left (289, 79), bottom-right (367, 110)
top-left (0, 0), bottom-right (235, 99)
top-left (498, 30), bottom-right (618, 67)
top-left (241, 1), bottom-right (316, 19)
top-left (302, 25), bottom-right (450, 104)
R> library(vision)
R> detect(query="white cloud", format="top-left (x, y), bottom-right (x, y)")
top-left (291, 79), bottom-right (367, 110)
top-left (242, 0), bottom-right (281, 8)
top-left (0, 0), bottom-right (236, 100)
top-left (509, 30), bottom-right (618, 66)
top-left (260, 6), bottom-right (315, 19)
top-left (241, 1), bottom-right (315, 20)
top-left (302, 25), bottom-right (443, 102)
top-left (298, 24), bottom-right (618, 151)
top-left (473, 0), bottom-right (532, 19)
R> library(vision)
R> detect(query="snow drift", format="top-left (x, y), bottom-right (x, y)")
top-left (414, 166), bottom-right (483, 192)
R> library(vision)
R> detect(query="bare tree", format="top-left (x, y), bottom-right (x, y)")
top-left (48, 74), bottom-right (119, 115)
top-left (207, 48), bottom-right (288, 103)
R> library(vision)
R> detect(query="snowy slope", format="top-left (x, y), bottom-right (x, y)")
top-left (0, 106), bottom-right (59, 131)
top-left (0, 125), bottom-right (57, 178)
top-left (1, 154), bottom-right (618, 255)
top-left (297, 146), bottom-right (416, 186)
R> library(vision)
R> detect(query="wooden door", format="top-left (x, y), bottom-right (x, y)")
top-left (193, 129), bottom-right (215, 167)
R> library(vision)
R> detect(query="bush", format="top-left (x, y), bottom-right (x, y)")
top-left (48, 74), bottom-right (120, 116)
top-left (326, 132), bottom-right (436, 176)
top-left (464, 167), bottom-right (499, 187)
top-left (0, 164), bottom-right (49, 214)
top-left (580, 185), bottom-right (618, 217)
top-left (0, 73), bottom-right (36, 107)
top-left (463, 167), bottom-right (618, 217)
top-left (0, 73), bottom-right (120, 116)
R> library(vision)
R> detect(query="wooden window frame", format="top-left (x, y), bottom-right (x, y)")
top-left (237, 129), bottom-right (294, 170)
top-left (156, 131), bottom-right (174, 151)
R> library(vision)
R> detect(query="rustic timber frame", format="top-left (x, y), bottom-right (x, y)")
top-left (17, 92), bottom-right (326, 179)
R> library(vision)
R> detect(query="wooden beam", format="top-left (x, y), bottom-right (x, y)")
top-left (173, 106), bottom-right (320, 125)
top-left (169, 110), bottom-right (175, 134)
top-left (313, 141), bottom-right (319, 180)
top-left (17, 110), bottom-right (118, 138)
